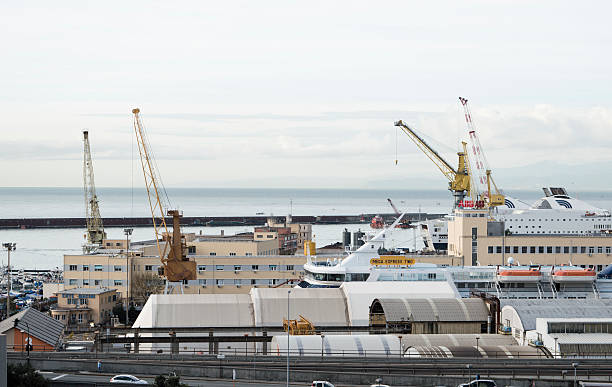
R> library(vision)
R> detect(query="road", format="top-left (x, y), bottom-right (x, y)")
top-left (40, 371), bottom-right (393, 387)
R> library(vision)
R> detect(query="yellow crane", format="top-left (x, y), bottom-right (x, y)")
top-left (394, 120), bottom-right (473, 207)
top-left (132, 108), bottom-right (196, 291)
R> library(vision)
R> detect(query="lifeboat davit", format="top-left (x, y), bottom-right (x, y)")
top-left (497, 268), bottom-right (542, 282)
top-left (552, 268), bottom-right (596, 283)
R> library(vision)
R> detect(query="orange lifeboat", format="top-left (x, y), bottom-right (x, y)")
top-left (552, 268), bottom-right (596, 283)
top-left (497, 267), bottom-right (542, 283)
top-left (370, 215), bottom-right (385, 229)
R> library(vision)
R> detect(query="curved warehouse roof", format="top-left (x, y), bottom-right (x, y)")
top-left (373, 298), bottom-right (489, 322)
top-left (251, 287), bottom-right (348, 327)
top-left (341, 281), bottom-right (460, 326)
top-left (270, 334), bottom-right (400, 357)
top-left (133, 294), bottom-right (253, 328)
top-left (501, 299), bottom-right (612, 331)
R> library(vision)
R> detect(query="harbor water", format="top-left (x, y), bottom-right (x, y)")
top-left (2, 187), bottom-right (612, 269)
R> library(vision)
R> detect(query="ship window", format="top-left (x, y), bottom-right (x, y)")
top-left (580, 247), bottom-right (586, 254)
top-left (564, 247), bottom-right (569, 254)
top-left (530, 246), bottom-right (536, 253)
top-left (598, 247), bottom-right (603, 254)
top-left (572, 247), bottom-right (578, 254)
top-left (555, 246), bottom-right (561, 253)
top-left (513, 246), bottom-right (519, 254)
top-left (521, 247), bottom-right (528, 254)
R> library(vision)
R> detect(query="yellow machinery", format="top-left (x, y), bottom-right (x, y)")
top-left (132, 109), bottom-right (197, 286)
top-left (283, 315), bottom-right (316, 335)
top-left (394, 120), bottom-right (472, 208)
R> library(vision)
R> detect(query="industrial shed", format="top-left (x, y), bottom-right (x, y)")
top-left (369, 298), bottom-right (490, 334)
top-left (405, 345), bottom-right (547, 359)
top-left (341, 282), bottom-right (460, 326)
top-left (500, 299), bottom-right (612, 345)
top-left (251, 287), bottom-right (348, 327)
top-left (270, 334), bottom-right (400, 357)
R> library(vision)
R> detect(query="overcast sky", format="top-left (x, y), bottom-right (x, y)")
top-left (2, 1), bottom-right (612, 190)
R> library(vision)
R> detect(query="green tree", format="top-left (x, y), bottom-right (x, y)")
top-left (154, 374), bottom-right (188, 387)
top-left (7, 363), bottom-right (49, 387)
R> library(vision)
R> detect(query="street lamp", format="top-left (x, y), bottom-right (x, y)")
top-left (320, 333), bottom-right (325, 359)
top-left (553, 337), bottom-right (558, 358)
top-left (398, 335), bottom-right (403, 359)
top-left (475, 336), bottom-right (480, 354)
top-left (572, 362), bottom-right (579, 387)
top-left (123, 228), bottom-right (133, 325)
top-left (287, 289), bottom-right (291, 387)
top-left (3, 243), bottom-right (16, 318)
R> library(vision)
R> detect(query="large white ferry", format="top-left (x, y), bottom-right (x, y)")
top-left (301, 214), bottom-right (612, 299)
top-left (421, 187), bottom-right (612, 252)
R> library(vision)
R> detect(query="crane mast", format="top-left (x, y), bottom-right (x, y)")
top-left (387, 198), bottom-right (401, 216)
top-left (83, 130), bottom-right (106, 252)
top-left (459, 97), bottom-right (505, 207)
top-left (132, 108), bottom-right (196, 286)
top-left (394, 120), bottom-right (472, 207)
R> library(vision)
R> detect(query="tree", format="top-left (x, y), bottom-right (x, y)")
top-left (7, 363), bottom-right (49, 387)
top-left (154, 374), bottom-right (188, 387)
top-left (131, 272), bottom-right (164, 303)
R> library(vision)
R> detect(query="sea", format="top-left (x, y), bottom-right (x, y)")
top-left (2, 187), bottom-right (612, 270)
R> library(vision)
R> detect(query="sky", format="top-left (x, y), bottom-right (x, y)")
top-left (2, 1), bottom-right (612, 190)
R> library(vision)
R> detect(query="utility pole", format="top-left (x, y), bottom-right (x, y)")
top-left (124, 228), bottom-right (133, 325)
top-left (3, 243), bottom-right (16, 318)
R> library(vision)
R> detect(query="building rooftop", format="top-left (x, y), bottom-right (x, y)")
top-left (502, 299), bottom-right (612, 330)
top-left (0, 308), bottom-right (64, 347)
top-left (58, 287), bottom-right (115, 295)
top-left (373, 298), bottom-right (489, 322)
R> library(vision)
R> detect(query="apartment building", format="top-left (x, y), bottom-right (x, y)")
top-left (254, 226), bottom-right (297, 254)
top-left (449, 208), bottom-right (612, 269)
top-left (50, 287), bottom-right (119, 326)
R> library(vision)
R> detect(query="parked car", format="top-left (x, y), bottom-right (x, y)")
top-left (458, 380), bottom-right (496, 387)
top-left (312, 382), bottom-right (334, 387)
top-left (110, 374), bottom-right (148, 384)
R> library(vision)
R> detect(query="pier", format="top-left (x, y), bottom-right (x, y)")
top-left (0, 213), bottom-right (445, 229)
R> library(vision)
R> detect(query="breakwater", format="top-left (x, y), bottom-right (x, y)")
top-left (0, 213), bottom-right (445, 229)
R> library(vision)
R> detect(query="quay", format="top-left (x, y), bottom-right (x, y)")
top-left (0, 213), bottom-right (445, 229)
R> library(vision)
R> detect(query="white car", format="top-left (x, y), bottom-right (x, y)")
top-left (110, 374), bottom-right (148, 384)
top-left (458, 380), bottom-right (497, 387)
top-left (312, 382), bottom-right (334, 387)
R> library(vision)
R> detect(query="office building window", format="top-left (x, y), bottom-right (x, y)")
top-left (210, 252), bottom-right (216, 256)
top-left (235, 279), bottom-right (242, 286)
top-left (114, 265), bottom-right (122, 272)
top-left (94, 280), bottom-right (101, 285)
top-left (269, 265), bottom-right (278, 271)
top-left (529, 246), bottom-right (536, 253)
top-left (245, 252), bottom-right (253, 256)
top-left (188, 246), bottom-right (196, 254)
top-left (114, 280), bottom-right (122, 286)
top-left (488, 246), bottom-right (493, 254)
top-left (598, 246), bottom-right (603, 254)
top-left (69, 279), bottom-right (78, 285)
top-left (69, 265), bottom-right (77, 271)
top-left (216, 279), bottom-right (224, 286)
top-left (495, 246), bottom-right (502, 254)
top-left (216, 265), bottom-right (224, 271)
top-left (198, 279), bottom-right (206, 286)
top-left (234, 265), bottom-right (241, 271)
top-left (252, 265), bottom-right (259, 271)
top-left (145, 265), bottom-right (153, 271)
top-left (538, 246), bottom-right (544, 254)
top-left (83, 279), bottom-right (89, 286)
top-left (521, 246), bottom-right (528, 254)
top-left (83, 265), bottom-right (89, 271)
top-left (287, 265), bottom-right (294, 271)
top-left (572, 246), bottom-right (578, 254)
top-left (607, 247), bottom-right (612, 254)
top-left (229, 252), bottom-right (236, 256)
top-left (513, 246), bottom-right (519, 254)
top-left (94, 265), bottom-right (103, 272)
top-left (589, 246), bottom-right (595, 254)
top-left (197, 265), bottom-right (206, 272)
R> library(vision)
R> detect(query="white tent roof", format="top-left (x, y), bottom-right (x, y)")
top-left (340, 282), bottom-right (460, 326)
top-left (250, 287), bottom-right (349, 327)
top-left (270, 334), bottom-right (400, 357)
top-left (132, 294), bottom-right (253, 328)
